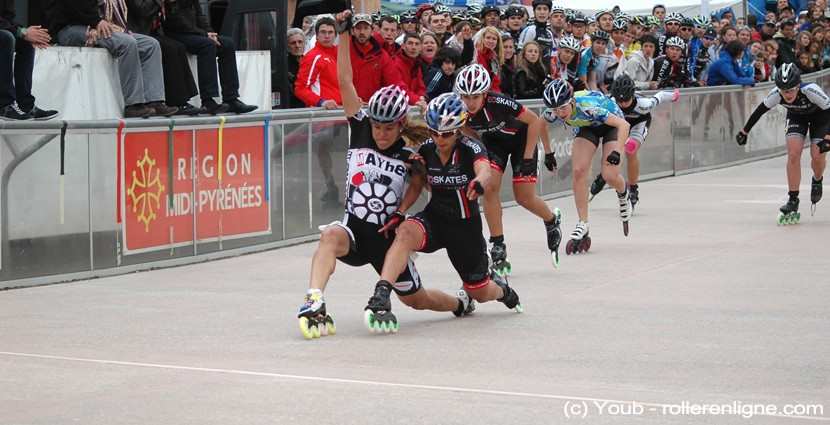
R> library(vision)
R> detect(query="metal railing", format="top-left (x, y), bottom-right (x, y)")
top-left (2, 69), bottom-right (828, 289)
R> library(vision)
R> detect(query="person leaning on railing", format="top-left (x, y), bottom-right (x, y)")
top-left (294, 17), bottom-right (340, 109)
top-left (0, 0), bottom-right (59, 120)
top-left (162, 0), bottom-right (256, 115)
top-left (47, 0), bottom-right (178, 118)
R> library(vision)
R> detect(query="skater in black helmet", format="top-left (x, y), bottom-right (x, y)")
top-left (736, 63), bottom-right (830, 224)
top-left (296, 10), bottom-right (472, 339)
top-left (454, 63), bottom-right (563, 276)
top-left (588, 75), bottom-right (680, 210)
top-left (377, 92), bottom-right (523, 315)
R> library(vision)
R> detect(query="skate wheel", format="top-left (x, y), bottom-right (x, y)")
top-left (364, 310), bottom-right (376, 333)
top-left (551, 251), bottom-right (560, 269)
top-left (325, 315), bottom-right (336, 336)
top-left (622, 221), bottom-right (629, 237)
top-left (553, 207), bottom-right (562, 221)
top-left (298, 317), bottom-right (316, 340)
top-left (514, 303), bottom-right (524, 314)
top-left (583, 237), bottom-right (591, 252)
top-left (565, 239), bottom-right (574, 255)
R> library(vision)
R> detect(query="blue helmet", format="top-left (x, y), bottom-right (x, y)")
top-left (543, 79), bottom-right (573, 109)
top-left (425, 93), bottom-right (468, 132)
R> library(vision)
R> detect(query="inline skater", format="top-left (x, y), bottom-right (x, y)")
top-left (296, 10), bottom-right (471, 339)
top-left (588, 75), bottom-right (680, 210)
top-left (736, 63), bottom-right (830, 224)
top-left (542, 79), bottom-right (632, 254)
top-left (454, 64), bottom-right (563, 275)
top-left (376, 92), bottom-right (523, 316)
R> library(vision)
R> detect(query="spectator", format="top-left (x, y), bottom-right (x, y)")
top-left (707, 40), bottom-right (756, 86)
top-left (796, 30), bottom-right (814, 54)
top-left (652, 4), bottom-right (667, 27)
top-left (295, 17), bottom-right (340, 108)
top-left (348, 14), bottom-right (404, 104)
top-left (754, 49), bottom-right (772, 81)
top-left (127, 0), bottom-right (202, 116)
top-left (416, 4), bottom-right (434, 31)
top-left (739, 29), bottom-right (757, 77)
top-left (569, 12), bottom-right (590, 48)
top-left (428, 12), bottom-right (450, 46)
top-left (500, 34), bottom-right (517, 96)
top-left (393, 33), bottom-right (426, 108)
top-left (479, 6), bottom-right (500, 28)
top-left (445, 20), bottom-right (471, 53)
top-left (774, 19), bottom-right (798, 66)
top-left (653, 36), bottom-right (695, 88)
top-left (475, 26), bottom-right (504, 93)
top-left (376, 15), bottom-right (399, 57)
top-left (286, 28), bottom-right (305, 108)
top-left (578, 30), bottom-right (614, 91)
top-left (1, 0), bottom-right (58, 120)
top-left (424, 46), bottom-right (460, 100)
top-left (48, 0), bottom-right (177, 118)
top-left (420, 31), bottom-right (439, 66)
top-left (518, 0), bottom-right (554, 65)
top-left (689, 27), bottom-right (716, 83)
top-left (780, 6), bottom-right (796, 22)
top-left (764, 39), bottom-right (780, 73)
top-left (163, 0), bottom-right (256, 114)
top-left (550, 5), bottom-right (568, 38)
top-left (551, 36), bottom-right (585, 91)
top-left (513, 41), bottom-right (547, 99)
top-left (797, 50), bottom-right (817, 72)
top-left (503, 5), bottom-right (524, 46)
top-left (399, 11), bottom-right (418, 39)
top-left (622, 34), bottom-right (658, 89)
top-left (760, 21), bottom-right (777, 41)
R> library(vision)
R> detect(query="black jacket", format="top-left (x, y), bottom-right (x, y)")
top-left (127, 0), bottom-right (162, 35)
top-left (162, 0), bottom-right (212, 35)
top-left (46, 0), bottom-right (102, 37)
top-left (513, 64), bottom-right (546, 99)
top-left (424, 65), bottom-right (455, 101)
top-left (1, 0), bottom-right (20, 34)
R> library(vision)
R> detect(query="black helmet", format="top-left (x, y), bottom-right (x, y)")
top-left (775, 63), bottom-right (801, 90)
top-left (479, 5), bottom-right (500, 19)
top-left (504, 5), bottom-right (524, 18)
top-left (569, 12), bottom-right (587, 24)
top-left (590, 30), bottom-right (610, 41)
top-left (532, 0), bottom-right (553, 9)
top-left (543, 79), bottom-right (574, 109)
top-left (611, 75), bottom-right (636, 102)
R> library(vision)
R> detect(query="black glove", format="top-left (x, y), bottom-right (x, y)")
top-left (378, 211), bottom-right (405, 238)
top-left (818, 139), bottom-right (830, 154)
top-left (519, 158), bottom-right (538, 177)
top-left (335, 12), bottom-right (353, 34)
top-left (606, 151), bottom-right (621, 165)
top-left (544, 152), bottom-right (557, 171)
top-left (736, 131), bottom-right (748, 146)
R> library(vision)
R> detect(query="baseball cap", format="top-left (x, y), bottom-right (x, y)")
top-left (353, 14), bottom-right (373, 26)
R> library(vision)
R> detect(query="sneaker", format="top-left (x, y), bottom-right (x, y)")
top-left (0, 103), bottom-right (32, 121)
top-left (26, 106), bottom-right (59, 120)
top-left (225, 98), bottom-right (257, 114)
top-left (202, 98), bottom-right (229, 115)
top-left (146, 102), bottom-right (179, 117)
top-left (173, 103), bottom-right (204, 116)
top-left (124, 104), bottom-right (153, 119)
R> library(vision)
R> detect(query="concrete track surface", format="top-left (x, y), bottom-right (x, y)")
top-left (1, 155), bottom-right (828, 425)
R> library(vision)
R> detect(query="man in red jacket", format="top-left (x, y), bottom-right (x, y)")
top-left (295, 17), bottom-right (341, 108)
top-left (376, 15), bottom-right (399, 57)
top-left (393, 33), bottom-right (427, 109)
top-left (349, 14), bottom-right (405, 103)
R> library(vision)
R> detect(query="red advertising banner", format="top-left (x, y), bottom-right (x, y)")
top-left (119, 125), bottom-right (271, 254)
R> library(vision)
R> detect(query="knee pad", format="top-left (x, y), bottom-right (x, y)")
top-left (624, 138), bottom-right (639, 155)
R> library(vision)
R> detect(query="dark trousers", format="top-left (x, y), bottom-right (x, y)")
top-left (166, 33), bottom-right (239, 101)
top-left (154, 34), bottom-right (199, 106)
top-left (0, 29), bottom-right (35, 110)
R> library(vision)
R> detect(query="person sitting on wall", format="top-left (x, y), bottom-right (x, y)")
top-left (162, 0), bottom-right (257, 114)
top-left (0, 0), bottom-right (59, 120)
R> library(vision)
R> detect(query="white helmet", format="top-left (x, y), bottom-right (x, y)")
top-left (425, 93), bottom-right (468, 132)
top-left (367, 85), bottom-right (409, 123)
top-left (665, 36), bottom-right (686, 51)
top-left (558, 35), bottom-right (582, 52)
top-left (454, 64), bottom-right (491, 95)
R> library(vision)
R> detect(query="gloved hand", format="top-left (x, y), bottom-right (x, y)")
top-left (544, 152), bottom-right (557, 171)
top-left (606, 150), bottom-right (621, 165)
top-left (736, 131), bottom-right (748, 146)
top-left (378, 211), bottom-right (405, 238)
top-left (466, 179), bottom-right (485, 200)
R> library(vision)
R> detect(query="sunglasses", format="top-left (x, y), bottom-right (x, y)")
top-left (680, 27), bottom-right (692, 32)
top-left (666, 22), bottom-right (680, 26)
top-left (429, 129), bottom-right (456, 138)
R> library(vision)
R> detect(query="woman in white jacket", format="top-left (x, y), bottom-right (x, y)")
top-left (620, 35), bottom-right (659, 90)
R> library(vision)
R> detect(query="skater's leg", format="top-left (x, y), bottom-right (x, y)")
top-left (572, 138), bottom-right (596, 222)
top-left (626, 151), bottom-right (640, 186)
top-left (482, 168), bottom-right (505, 237)
top-left (810, 143), bottom-right (826, 180)
top-left (379, 220), bottom-right (423, 283)
top-left (465, 279), bottom-right (506, 303)
top-left (397, 287), bottom-right (459, 312)
top-left (512, 182), bottom-right (555, 221)
top-left (786, 137), bottom-right (805, 191)
top-left (309, 226), bottom-right (351, 291)
top-left (601, 141), bottom-right (626, 193)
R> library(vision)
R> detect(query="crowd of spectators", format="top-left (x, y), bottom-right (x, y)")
top-left (0, 0), bottom-right (256, 120)
top-left (287, 0), bottom-right (830, 110)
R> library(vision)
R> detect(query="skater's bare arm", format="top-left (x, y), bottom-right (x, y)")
top-left (398, 172), bottom-right (425, 214)
top-left (336, 11), bottom-right (361, 118)
top-left (606, 115), bottom-right (630, 146)
top-left (517, 109), bottom-right (543, 159)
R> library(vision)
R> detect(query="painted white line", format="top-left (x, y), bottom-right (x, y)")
top-left (1, 351), bottom-right (827, 422)
top-left (650, 183), bottom-right (796, 189)
top-left (724, 200), bottom-right (786, 205)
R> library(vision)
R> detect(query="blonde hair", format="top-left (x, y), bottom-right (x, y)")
top-left (475, 26), bottom-right (505, 66)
